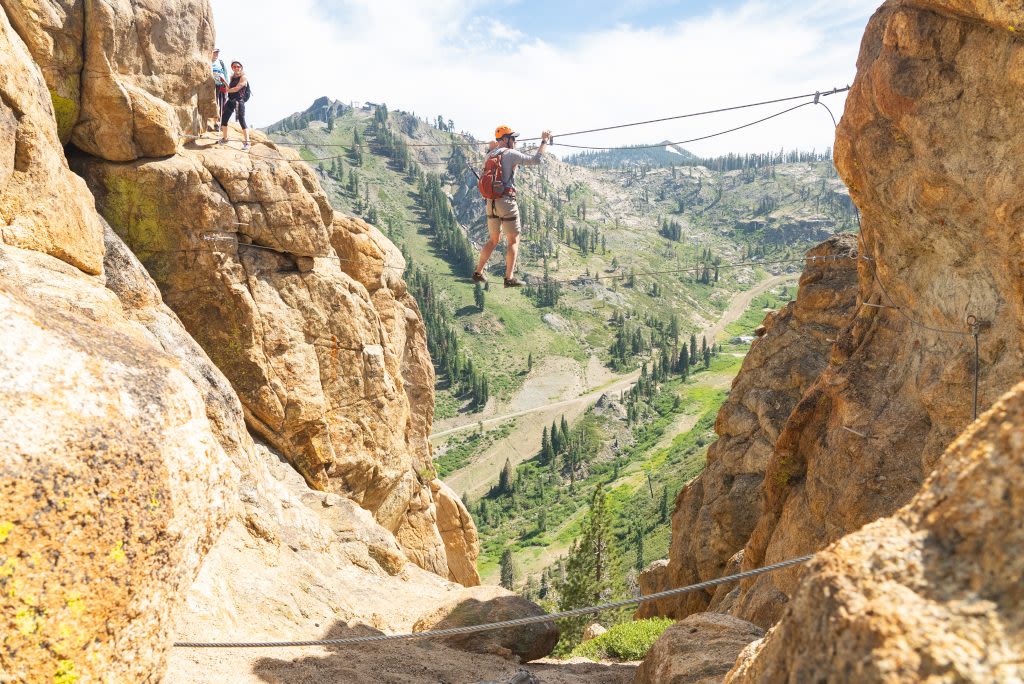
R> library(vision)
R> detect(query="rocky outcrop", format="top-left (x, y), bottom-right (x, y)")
top-left (634, 613), bottom-right (763, 684)
top-left (729, 0), bottom-right (1024, 626)
top-left (0, 5), bottom-right (104, 274)
top-left (3, 0), bottom-right (218, 158)
top-left (101, 210), bottom-right (483, 680)
top-left (0, 4), bottom-right (236, 677)
top-left (73, 137), bottom-right (478, 582)
top-left (638, 236), bottom-right (859, 619)
top-left (0, 239), bottom-right (235, 683)
top-left (433, 479), bottom-right (482, 586)
top-left (2, 1), bottom-right (485, 680)
top-left (413, 585), bottom-right (559, 663)
top-left (726, 380), bottom-right (1024, 682)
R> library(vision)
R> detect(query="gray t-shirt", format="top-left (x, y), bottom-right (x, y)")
top-left (487, 147), bottom-right (543, 190)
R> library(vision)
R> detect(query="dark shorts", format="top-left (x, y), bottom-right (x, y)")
top-left (221, 99), bottom-right (247, 129)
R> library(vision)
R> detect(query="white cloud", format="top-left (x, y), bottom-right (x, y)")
top-left (211, 0), bottom-right (876, 156)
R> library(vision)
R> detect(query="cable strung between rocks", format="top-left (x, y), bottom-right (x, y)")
top-left (174, 553), bottom-right (814, 649)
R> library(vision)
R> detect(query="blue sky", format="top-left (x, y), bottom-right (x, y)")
top-left (213, 0), bottom-right (879, 156)
top-left (482, 0), bottom-right (749, 40)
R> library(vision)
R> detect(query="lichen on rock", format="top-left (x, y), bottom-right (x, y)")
top-left (0, 247), bottom-right (235, 682)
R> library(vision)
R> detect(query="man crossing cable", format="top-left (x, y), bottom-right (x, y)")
top-left (474, 126), bottom-right (551, 288)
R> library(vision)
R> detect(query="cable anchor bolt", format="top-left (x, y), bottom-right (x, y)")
top-left (813, 91), bottom-right (821, 104)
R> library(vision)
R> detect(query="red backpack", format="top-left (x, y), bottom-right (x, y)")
top-left (478, 150), bottom-right (508, 200)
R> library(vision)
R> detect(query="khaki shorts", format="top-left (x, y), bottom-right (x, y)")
top-left (486, 196), bottom-right (521, 236)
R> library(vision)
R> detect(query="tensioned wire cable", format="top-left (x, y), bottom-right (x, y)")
top-left (554, 102), bottom-right (813, 151)
top-left (187, 85), bottom-right (849, 162)
top-left (249, 85), bottom-right (849, 149)
top-left (196, 99), bottom-right (824, 165)
top-left (174, 553), bottom-right (813, 648)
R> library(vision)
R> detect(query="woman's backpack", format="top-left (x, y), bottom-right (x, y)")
top-left (242, 82), bottom-right (252, 102)
top-left (478, 150), bottom-right (507, 199)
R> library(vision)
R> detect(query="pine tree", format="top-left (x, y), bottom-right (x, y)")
top-left (542, 427), bottom-right (555, 465)
top-left (634, 525), bottom-right (645, 572)
top-left (660, 487), bottom-right (669, 523)
top-left (527, 352), bottom-right (533, 372)
top-left (689, 334), bottom-right (698, 366)
top-left (500, 548), bottom-right (517, 590)
top-left (497, 458), bottom-right (514, 495)
top-left (557, 484), bottom-right (614, 649)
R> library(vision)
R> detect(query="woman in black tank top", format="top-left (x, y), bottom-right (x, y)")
top-left (217, 61), bottom-right (250, 150)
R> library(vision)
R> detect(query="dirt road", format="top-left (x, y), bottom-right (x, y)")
top-left (439, 273), bottom-right (798, 498)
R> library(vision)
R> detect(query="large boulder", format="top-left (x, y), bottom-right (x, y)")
top-left (413, 585), bottom-right (559, 663)
top-left (73, 139), bottom-right (479, 582)
top-left (0, 246), bottom-right (235, 683)
top-left (0, 3), bottom-right (104, 274)
top-left (634, 613), bottom-right (763, 684)
top-left (432, 479), bottom-right (482, 586)
top-left (726, 380), bottom-right (1024, 682)
top-left (1, 0), bottom-right (219, 159)
top-left (734, 0), bottom-right (1024, 626)
top-left (638, 236), bottom-right (859, 620)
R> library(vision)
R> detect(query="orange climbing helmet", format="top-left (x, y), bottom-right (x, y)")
top-left (494, 125), bottom-right (518, 140)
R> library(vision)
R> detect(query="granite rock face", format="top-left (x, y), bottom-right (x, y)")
top-left (413, 585), bottom-right (559, 663)
top-left (0, 4), bottom-right (104, 274)
top-left (1, 1), bottom-right (483, 680)
top-left (0, 6), bottom-right (236, 676)
top-left (74, 139), bottom-right (478, 582)
top-left (726, 380), bottom-right (1024, 683)
top-left (635, 613), bottom-right (764, 684)
top-left (734, 0), bottom-right (1024, 626)
top-left (638, 236), bottom-right (859, 620)
top-left (0, 244), bottom-right (236, 683)
top-left (2, 0), bottom-right (219, 159)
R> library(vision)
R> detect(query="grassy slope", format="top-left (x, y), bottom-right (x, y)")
top-left (472, 285), bottom-right (785, 585)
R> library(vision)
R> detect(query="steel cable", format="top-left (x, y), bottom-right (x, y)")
top-left (174, 553), bottom-right (813, 648)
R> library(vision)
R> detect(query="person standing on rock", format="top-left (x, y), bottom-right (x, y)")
top-left (473, 125), bottom-right (551, 288)
top-left (211, 48), bottom-right (228, 130)
top-left (216, 61), bottom-right (251, 151)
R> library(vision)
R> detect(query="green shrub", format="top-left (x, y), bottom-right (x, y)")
top-left (568, 617), bottom-right (674, 662)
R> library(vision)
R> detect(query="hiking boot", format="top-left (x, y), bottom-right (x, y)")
top-left (472, 271), bottom-right (486, 283)
top-left (242, 142), bottom-right (251, 151)
top-left (215, 138), bottom-right (227, 145)
top-left (503, 277), bottom-right (524, 288)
